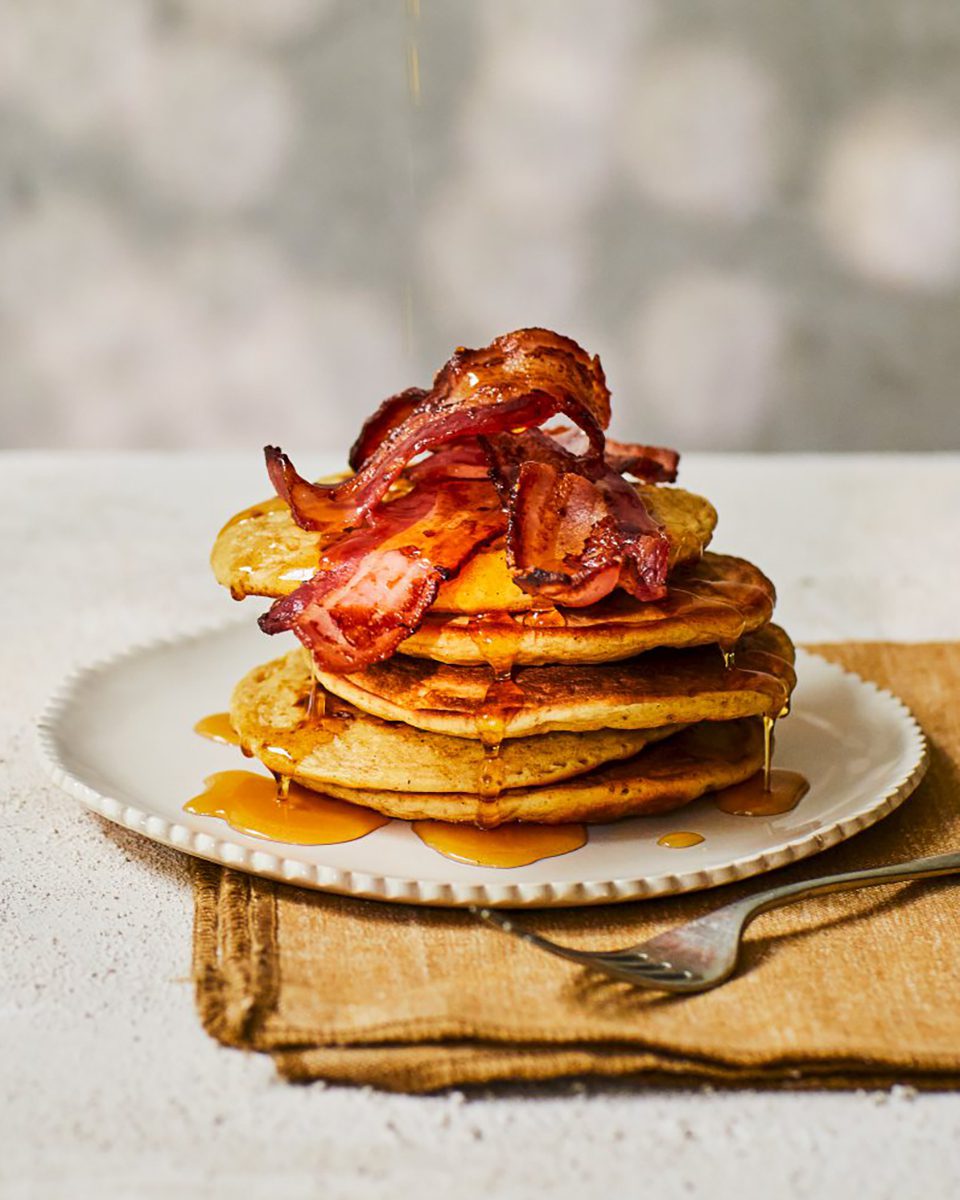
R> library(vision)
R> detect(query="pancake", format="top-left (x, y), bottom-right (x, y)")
top-left (314, 624), bottom-right (796, 740)
top-left (231, 649), bottom-right (684, 795)
top-left (286, 719), bottom-right (765, 825)
top-left (400, 552), bottom-right (774, 666)
top-left (211, 481), bottom-right (717, 612)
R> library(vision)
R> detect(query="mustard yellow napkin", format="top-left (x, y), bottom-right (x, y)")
top-left (193, 643), bottom-right (960, 1092)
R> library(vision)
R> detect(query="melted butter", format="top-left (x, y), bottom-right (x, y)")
top-left (185, 770), bottom-right (389, 845)
top-left (714, 769), bottom-right (810, 816)
top-left (193, 712), bottom-right (240, 746)
top-left (657, 831), bottom-right (705, 848)
top-left (412, 820), bottom-right (586, 868)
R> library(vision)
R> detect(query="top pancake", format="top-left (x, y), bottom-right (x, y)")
top-left (399, 552), bottom-right (774, 666)
top-left (211, 480), bottom-right (717, 613)
top-left (315, 624), bottom-right (797, 740)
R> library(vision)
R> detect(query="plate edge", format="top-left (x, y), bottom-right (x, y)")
top-left (34, 632), bottom-right (930, 908)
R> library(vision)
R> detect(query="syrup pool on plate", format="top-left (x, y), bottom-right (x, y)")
top-left (412, 820), bottom-right (587, 868)
top-left (185, 771), bottom-right (388, 846)
top-left (657, 831), bottom-right (705, 848)
top-left (714, 769), bottom-right (810, 817)
top-left (193, 712), bottom-right (240, 746)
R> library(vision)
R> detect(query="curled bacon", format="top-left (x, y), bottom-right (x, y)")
top-left (348, 387), bottom-right (426, 472)
top-left (265, 446), bottom-right (354, 531)
top-left (273, 329), bottom-right (609, 525)
top-left (259, 475), bottom-right (505, 672)
top-left (483, 429), bottom-right (670, 605)
top-left (547, 425), bottom-right (679, 484)
top-left (604, 438), bottom-right (679, 484)
top-left (258, 328), bottom-right (679, 664)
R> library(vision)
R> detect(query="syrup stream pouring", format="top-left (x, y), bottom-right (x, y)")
top-left (475, 850), bottom-right (960, 993)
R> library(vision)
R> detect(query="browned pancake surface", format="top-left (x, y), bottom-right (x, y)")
top-left (315, 624), bottom-right (796, 740)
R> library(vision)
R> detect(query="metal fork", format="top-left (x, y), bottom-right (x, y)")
top-left (473, 850), bottom-right (960, 993)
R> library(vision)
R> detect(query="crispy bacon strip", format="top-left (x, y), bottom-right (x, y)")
top-left (260, 329), bottom-right (678, 663)
top-left (405, 440), bottom-right (492, 484)
top-left (258, 476), bottom-right (505, 672)
top-left (483, 429), bottom-right (670, 605)
top-left (276, 329), bottom-right (608, 524)
top-left (266, 441), bottom-right (493, 533)
top-left (604, 438), bottom-right (679, 484)
top-left (265, 447), bottom-right (355, 531)
top-left (547, 425), bottom-right (679, 483)
top-left (595, 470), bottom-right (670, 600)
top-left (348, 386), bottom-right (427, 471)
top-left (507, 461), bottom-right (623, 606)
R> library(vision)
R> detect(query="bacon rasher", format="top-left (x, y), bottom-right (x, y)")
top-left (259, 328), bottom-right (679, 667)
top-left (276, 328), bottom-right (609, 527)
top-left (259, 459), bottom-right (505, 672)
top-left (483, 429), bottom-right (672, 605)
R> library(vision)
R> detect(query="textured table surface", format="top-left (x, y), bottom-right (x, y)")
top-left (4, 452), bottom-right (960, 1200)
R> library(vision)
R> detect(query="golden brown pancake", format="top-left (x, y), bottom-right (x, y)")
top-left (231, 650), bottom-right (684, 795)
top-left (400, 552), bottom-right (774, 666)
top-left (314, 624), bottom-right (796, 740)
top-left (286, 719), bottom-right (765, 825)
top-left (210, 482), bottom-right (717, 612)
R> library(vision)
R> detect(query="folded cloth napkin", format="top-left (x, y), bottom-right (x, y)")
top-left (192, 643), bottom-right (960, 1092)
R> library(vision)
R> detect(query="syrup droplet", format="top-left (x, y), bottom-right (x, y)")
top-left (523, 606), bottom-right (567, 629)
top-left (193, 712), bottom-right (240, 746)
top-left (467, 610), bottom-right (523, 677)
top-left (714, 769), bottom-right (810, 817)
top-left (657, 831), bottom-right (705, 848)
top-left (412, 820), bottom-right (586, 868)
top-left (185, 771), bottom-right (389, 845)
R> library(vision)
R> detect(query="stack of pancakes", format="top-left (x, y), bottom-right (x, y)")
top-left (212, 480), bottom-right (796, 827)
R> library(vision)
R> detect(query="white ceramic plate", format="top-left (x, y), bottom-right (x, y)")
top-left (36, 620), bottom-right (928, 908)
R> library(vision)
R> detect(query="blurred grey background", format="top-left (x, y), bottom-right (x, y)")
top-left (2, 0), bottom-right (959, 452)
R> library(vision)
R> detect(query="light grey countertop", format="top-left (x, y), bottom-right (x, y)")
top-left (3, 452), bottom-right (960, 1200)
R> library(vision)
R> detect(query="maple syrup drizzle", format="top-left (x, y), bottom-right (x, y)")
top-left (666, 582), bottom-right (750, 651)
top-left (522, 606), bottom-right (567, 629)
top-left (401, 0), bottom-right (421, 355)
top-left (657, 831), bottom-right (705, 849)
top-left (762, 713), bottom-right (774, 790)
top-left (412, 820), bottom-right (586, 868)
top-left (305, 677), bottom-right (324, 724)
top-left (467, 612), bottom-right (526, 827)
top-left (193, 712), bottom-right (240, 746)
top-left (713, 769), bottom-right (810, 817)
top-left (185, 771), bottom-right (389, 845)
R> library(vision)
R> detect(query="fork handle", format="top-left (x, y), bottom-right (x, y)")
top-left (733, 850), bottom-right (960, 927)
